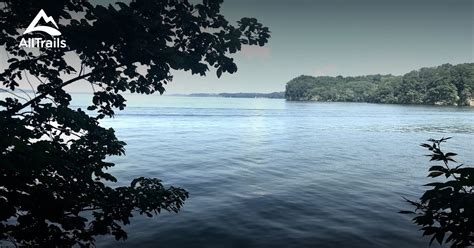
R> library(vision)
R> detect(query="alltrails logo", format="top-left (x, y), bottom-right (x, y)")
top-left (19, 9), bottom-right (66, 48)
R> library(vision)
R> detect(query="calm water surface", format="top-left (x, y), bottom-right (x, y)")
top-left (71, 95), bottom-right (473, 248)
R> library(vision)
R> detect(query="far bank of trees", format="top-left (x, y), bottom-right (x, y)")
top-left (285, 63), bottom-right (474, 106)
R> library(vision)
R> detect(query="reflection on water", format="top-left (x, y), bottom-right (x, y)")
top-left (69, 96), bottom-right (473, 248)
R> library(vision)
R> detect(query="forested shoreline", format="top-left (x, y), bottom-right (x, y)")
top-left (285, 63), bottom-right (474, 106)
top-left (187, 92), bottom-right (285, 98)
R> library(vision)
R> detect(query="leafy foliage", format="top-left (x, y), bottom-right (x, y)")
top-left (285, 63), bottom-right (474, 106)
top-left (401, 138), bottom-right (474, 247)
top-left (0, 0), bottom-right (270, 246)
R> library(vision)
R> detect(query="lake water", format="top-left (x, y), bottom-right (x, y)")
top-left (70, 95), bottom-right (474, 248)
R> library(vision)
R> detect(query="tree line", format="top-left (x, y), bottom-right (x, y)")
top-left (218, 92), bottom-right (284, 98)
top-left (285, 63), bottom-right (474, 106)
top-left (187, 92), bottom-right (284, 98)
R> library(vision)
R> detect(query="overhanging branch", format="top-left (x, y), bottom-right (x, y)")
top-left (7, 64), bottom-right (123, 115)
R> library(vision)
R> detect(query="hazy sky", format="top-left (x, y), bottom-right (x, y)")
top-left (3, 0), bottom-right (473, 94)
top-left (166, 0), bottom-right (473, 94)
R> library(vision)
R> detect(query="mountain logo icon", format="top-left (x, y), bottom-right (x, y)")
top-left (24, 9), bottom-right (61, 36)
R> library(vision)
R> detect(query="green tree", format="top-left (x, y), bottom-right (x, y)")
top-left (0, 0), bottom-right (270, 246)
top-left (370, 84), bottom-right (396, 103)
top-left (396, 71), bottom-right (425, 104)
top-left (450, 63), bottom-right (474, 105)
top-left (424, 80), bottom-right (458, 105)
top-left (284, 63), bottom-right (474, 106)
top-left (285, 75), bottom-right (317, 101)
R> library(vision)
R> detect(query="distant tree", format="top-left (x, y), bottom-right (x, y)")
top-left (424, 80), bottom-right (458, 105)
top-left (371, 74), bottom-right (382, 82)
top-left (396, 71), bottom-right (425, 104)
top-left (450, 63), bottom-right (474, 106)
top-left (458, 87), bottom-right (472, 106)
top-left (285, 75), bottom-right (317, 101)
top-left (370, 84), bottom-right (396, 103)
top-left (401, 138), bottom-right (474, 247)
top-left (0, 0), bottom-right (270, 246)
top-left (284, 63), bottom-right (474, 106)
top-left (348, 81), bottom-right (375, 102)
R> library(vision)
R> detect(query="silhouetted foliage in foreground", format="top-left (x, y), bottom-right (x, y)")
top-left (0, 0), bottom-right (270, 246)
top-left (402, 138), bottom-right (474, 247)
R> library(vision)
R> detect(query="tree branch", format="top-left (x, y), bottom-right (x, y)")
top-left (7, 73), bottom-right (90, 114)
top-left (7, 65), bottom-right (122, 115)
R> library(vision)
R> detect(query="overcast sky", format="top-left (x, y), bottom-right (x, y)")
top-left (3, 0), bottom-right (473, 94)
top-left (164, 0), bottom-right (473, 94)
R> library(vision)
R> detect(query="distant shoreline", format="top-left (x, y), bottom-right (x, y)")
top-left (0, 90), bottom-right (285, 99)
top-left (4, 90), bottom-right (472, 106)
top-left (170, 92), bottom-right (285, 99)
top-left (285, 63), bottom-right (474, 107)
